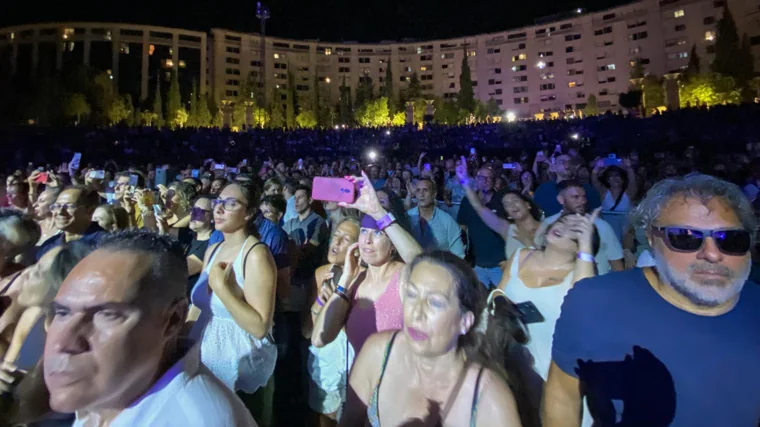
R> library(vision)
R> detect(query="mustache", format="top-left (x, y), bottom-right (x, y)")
top-left (688, 262), bottom-right (732, 277)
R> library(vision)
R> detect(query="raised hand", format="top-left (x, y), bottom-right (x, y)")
top-left (456, 156), bottom-right (471, 186)
top-left (339, 171), bottom-right (387, 220)
top-left (341, 242), bottom-right (362, 291)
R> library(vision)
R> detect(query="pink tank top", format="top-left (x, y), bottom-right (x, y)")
top-left (345, 270), bottom-right (403, 355)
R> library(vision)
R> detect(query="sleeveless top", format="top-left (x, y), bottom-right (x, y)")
top-left (190, 237), bottom-right (278, 393)
top-left (344, 270), bottom-right (403, 356)
top-left (504, 248), bottom-right (573, 380)
top-left (367, 332), bottom-right (485, 427)
top-left (600, 190), bottom-right (631, 213)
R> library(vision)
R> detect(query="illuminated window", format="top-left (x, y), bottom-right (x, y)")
top-left (420, 66), bottom-right (428, 71)
top-left (467, 51), bottom-right (477, 57)
top-left (178, 60), bottom-right (187, 68)
top-left (9, 32), bottom-right (15, 41)
top-left (512, 53), bottom-right (527, 62)
top-left (149, 44), bottom-right (155, 56)
top-left (62, 28), bottom-right (74, 40)
top-left (537, 61), bottom-right (546, 69)
top-left (274, 53), bottom-right (280, 59)
top-left (705, 31), bottom-right (715, 41)
top-left (164, 59), bottom-right (174, 68)
top-left (674, 9), bottom-right (684, 18)
top-left (568, 81), bottom-right (577, 88)
top-left (325, 48), bottom-right (332, 56)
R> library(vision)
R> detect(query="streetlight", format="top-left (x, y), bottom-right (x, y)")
top-left (325, 77), bottom-right (331, 84)
top-left (505, 111), bottom-right (516, 122)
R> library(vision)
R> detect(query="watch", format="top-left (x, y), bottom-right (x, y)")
top-left (376, 212), bottom-right (397, 231)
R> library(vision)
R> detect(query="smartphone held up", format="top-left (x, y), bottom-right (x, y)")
top-left (312, 177), bottom-right (356, 204)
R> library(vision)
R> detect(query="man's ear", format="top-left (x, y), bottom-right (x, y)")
top-left (164, 298), bottom-right (189, 341)
top-left (557, 194), bottom-right (564, 206)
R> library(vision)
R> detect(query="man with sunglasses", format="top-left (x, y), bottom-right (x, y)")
top-left (543, 174), bottom-right (760, 427)
top-left (36, 186), bottom-right (106, 261)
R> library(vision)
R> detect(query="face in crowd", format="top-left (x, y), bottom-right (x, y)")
top-left (502, 192), bottom-right (531, 222)
top-left (475, 167), bottom-right (494, 194)
top-left (189, 198), bottom-right (213, 233)
top-left (558, 185), bottom-right (587, 215)
top-left (650, 196), bottom-right (752, 307)
top-left (402, 258), bottom-right (475, 358)
top-left (294, 189), bottom-right (311, 216)
top-left (33, 189), bottom-right (58, 220)
top-left (359, 226), bottom-right (394, 267)
top-left (259, 201), bottom-right (283, 224)
top-left (327, 220), bottom-right (360, 265)
top-left (52, 189), bottom-right (96, 233)
top-left (213, 184), bottom-right (254, 234)
top-left (44, 248), bottom-right (186, 414)
top-left (415, 180), bottom-right (436, 209)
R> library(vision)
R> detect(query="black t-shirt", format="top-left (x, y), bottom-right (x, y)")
top-left (186, 236), bottom-right (209, 296)
top-left (456, 192), bottom-right (507, 268)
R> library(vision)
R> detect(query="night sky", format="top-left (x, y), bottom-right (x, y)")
top-left (0, 0), bottom-right (625, 42)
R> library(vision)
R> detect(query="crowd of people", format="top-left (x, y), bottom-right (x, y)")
top-left (0, 103), bottom-right (758, 427)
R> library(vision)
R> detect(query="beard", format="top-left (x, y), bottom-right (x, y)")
top-left (653, 248), bottom-right (750, 307)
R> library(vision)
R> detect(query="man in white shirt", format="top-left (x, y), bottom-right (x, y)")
top-left (43, 231), bottom-right (256, 427)
top-left (536, 179), bottom-right (624, 274)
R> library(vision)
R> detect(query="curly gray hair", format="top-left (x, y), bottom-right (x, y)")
top-left (629, 174), bottom-right (758, 246)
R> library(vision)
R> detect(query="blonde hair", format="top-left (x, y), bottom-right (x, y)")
top-left (94, 205), bottom-right (130, 231)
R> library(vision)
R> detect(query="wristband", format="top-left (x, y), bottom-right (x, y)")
top-left (577, 252), bottom-right (595, 263)
top-left (375, 213), bottom-right (397, 231)
top-left (316, 297), bottom-right (324, 307)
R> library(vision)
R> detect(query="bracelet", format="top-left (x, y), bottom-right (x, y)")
top-left (311, 308), bottom-right (321, 316)
top-left (336, 285), bottom-right (347, 295)
top-left (577, 252), bottom-right (595, 263)
top-left (316, 297), bottom-right (324, 307)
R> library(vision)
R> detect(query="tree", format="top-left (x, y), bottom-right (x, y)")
top-left (152, 75), bottom-right (164, 127)
top-left (680, 72), bottom-right (741, 107)
top-left (93, 72), bottom-right (118, 125)
top-left (174, 107), bottom-right (189, 128)
top-left (140, 110), bottom-right (158, 126)
top-left (739, 34), bottom-right (755, 100)
top-left (685, 45), bottom-right (701, 79)
top-left (383, 59), bottom-right (395, 114)
top-left (231, 103), bottom-right (247, 128)
top-left (269, 87), bottom-right (285, 128)
top-left (355, 96), bottom-right (390, 127)
top-left (296, 109), bottom-right (318, 128)
top-left (166, 69), bottom-right (182, 129)
top-left (355, 76), bottom-right (375, 108)
top-left (433, 98), bottom-right (461, 124)
top-left (458, 47), bottom-right (475, 113)
top-left (197, 93), bottom-right (212, 127)
top-left (390, 112), bottom-right (405, 126)
top-left (618, 90), bottom-right (643, 111)
top-left (406, 72), bottom-right (422, 102)
top-left (123, 94), bottom-right (135, 126)
top-left (485, 98), bottom-right (501, 118)
top-left (208, 96), bottom-right (223, 128)
top-left (339, 77), bottom-right (353, 125)
top-left (107, 96), bottom-right (131, 125)
top-left (711, 4), bottom-right (741, 79)
top-left (64, 92), bottom-right (91, 124)
top-left (642, 75), bottom-right (666, 110)
top-left (629, 57), bottom-right (645, 80)
top-left (584, 94), bottom-right (600, 116)
top-left (187, 80), bottom-right (199, 128)
top-left (286, 71), bottom-right (296, 128)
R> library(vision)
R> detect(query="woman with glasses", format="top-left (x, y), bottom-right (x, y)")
top-left (312, 171), bottom-right (423, 382)
top-left (187, 181), bottom-right (277, 417)
top-left (186, 196), bottom-right (214, 296)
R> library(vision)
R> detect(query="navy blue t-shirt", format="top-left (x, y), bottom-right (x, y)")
top-left (456, 193), bottom-right (506, 268)
top-left (533, 181), bottom-right (601, 217)
top-left (553, 269), bottom-right (760, 426)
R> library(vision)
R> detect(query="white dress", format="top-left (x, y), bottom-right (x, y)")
top-left (190, 238), bottom-right (277, 394)
top-left (504, 248), bottom-right (573, 379)
top-left (505, 248), bottom-right (593, 427)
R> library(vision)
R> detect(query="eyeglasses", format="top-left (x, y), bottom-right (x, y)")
top-left (211, 198), bottom-right (247, 211)
top-left (652, 226), bottom-right (751, 256)
top-left (476, 175), bottom-right (493, 182)
top-left (190, 206), bottom-right (212, 220)
top-left (50, 203), bottom-right (80, 212)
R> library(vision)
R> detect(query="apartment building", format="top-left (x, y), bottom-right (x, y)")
top-left (1, 0), bottom-right (758, 118)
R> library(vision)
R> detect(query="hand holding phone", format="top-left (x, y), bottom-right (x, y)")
top-left (34, 172), bottom-right (49, 184)
top-left (312, 177), bottom-right (356, 204)
top-left (515, 301), bottom-right (545, 324)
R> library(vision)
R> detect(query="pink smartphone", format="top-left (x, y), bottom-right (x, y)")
top-left (312, 177), bottom-right (356, 204)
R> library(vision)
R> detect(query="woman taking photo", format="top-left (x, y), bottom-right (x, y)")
top-left (312, 171), bottom-right (422, 362)
top-left (341, 251), bottom-right (536, 427)
top-left (497, 210), bottom-right (600, 380)
top-left (187, 181), bottom-right (277, 412)
top-left (306, 217), bottom-right (361, 427)
top-left (457, 159), bottom-right (542, 260)
top-left (156, 181), bottom-right (197, 248)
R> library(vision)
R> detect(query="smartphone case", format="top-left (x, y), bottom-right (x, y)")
top-left (312, 177), bottom-right (356, 204)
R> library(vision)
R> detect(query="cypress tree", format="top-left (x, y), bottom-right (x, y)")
top-left (458, 46), bottom-right (475, 113)
top-left (152, 75), bottom-right (164, 128)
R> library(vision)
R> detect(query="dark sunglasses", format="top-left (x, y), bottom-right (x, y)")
top-left (190, 207), bottom-right (211, 221)
top-left (652, 226), bottom-right (751, 256)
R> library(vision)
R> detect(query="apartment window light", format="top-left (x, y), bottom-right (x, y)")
top-left (674, 9), bottom-right (684, 18)
top-left (705, 31), bottom-right (715, 41)
top-left (325, 48), bottom-right (332, 56)
top-left (537, 61), bottom-right (546, 69)
top-left (274, 53), bottom-right (280, 59)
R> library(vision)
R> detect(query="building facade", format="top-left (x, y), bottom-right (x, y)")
top-left (1, 0), bottom-right (758, 119)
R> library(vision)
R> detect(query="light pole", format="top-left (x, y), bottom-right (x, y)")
top-left (256, 2), bottom-right (270, 109)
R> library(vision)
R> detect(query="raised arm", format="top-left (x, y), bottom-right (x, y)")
top-left (457, 156), bottom-right (510, 238)
top-left (340, 172), bottom-right (422, 264)
top-left (207, 242), bottom-right (277, 339)
top-left (568, 209), bottom-right (601, 284)
top-left (312, 243), bottom-right (361, 347)
top-left (622, 158), bottom-right (638, 200)
top-left (1, 306), bottom-right (44, 366)
top-left (590, 159), bottom-right (608, 200)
